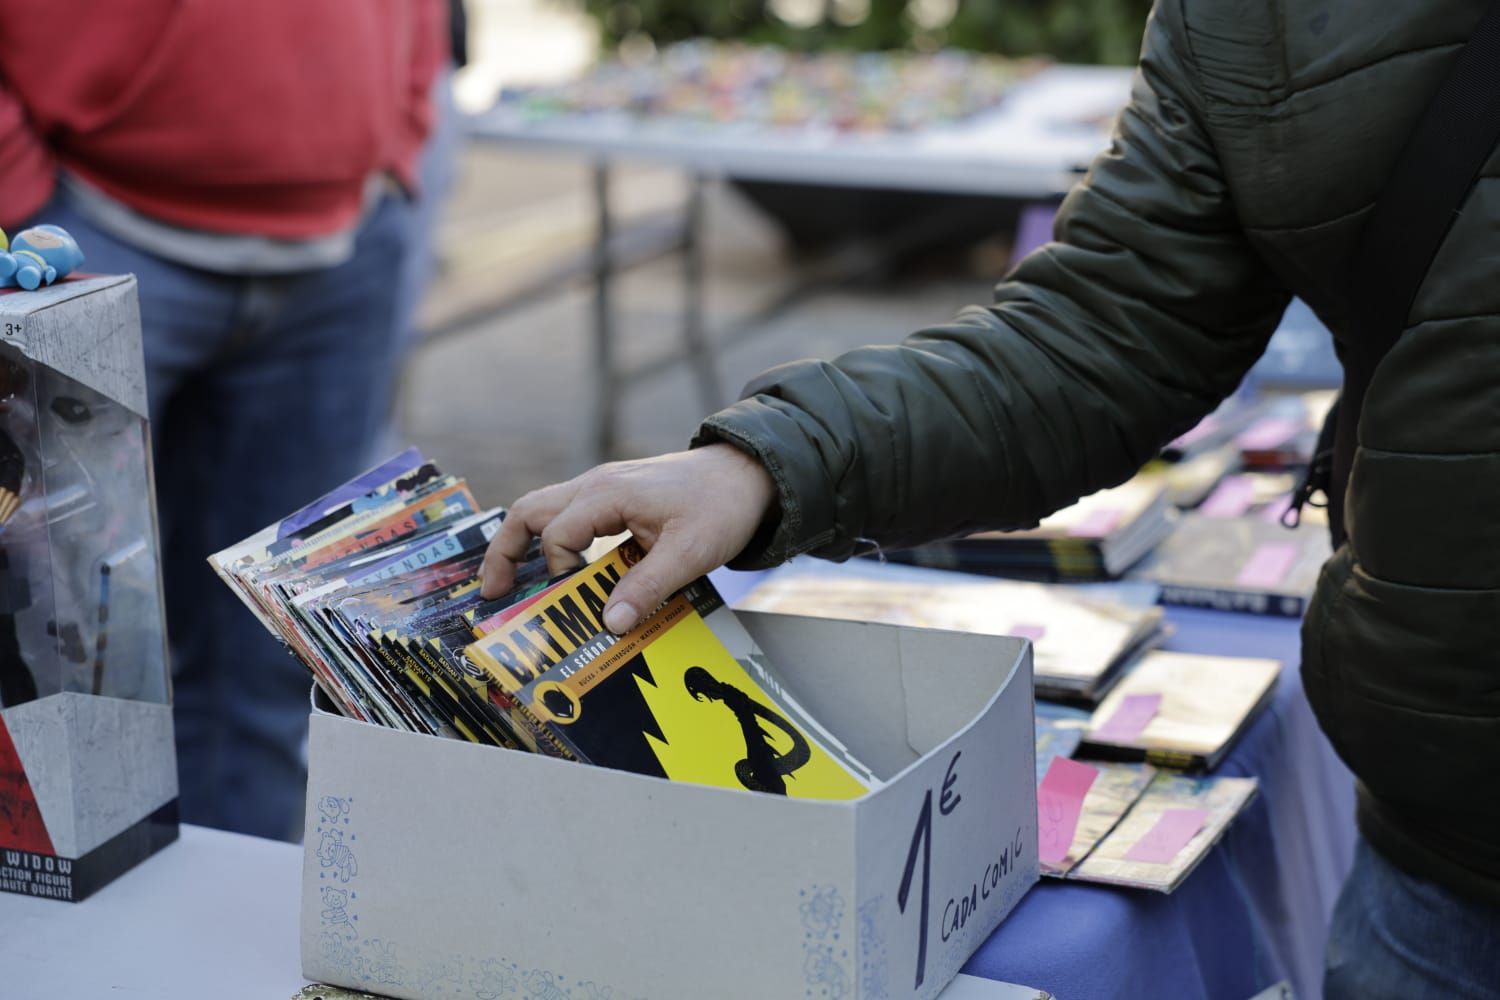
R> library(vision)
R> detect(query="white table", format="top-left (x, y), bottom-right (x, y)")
top-left (466, 65), bottom-right (1134, 460)
top-left (1, 826), bottom-right (305, 998)
top-left (0, 824), bottom-right (1047, 999)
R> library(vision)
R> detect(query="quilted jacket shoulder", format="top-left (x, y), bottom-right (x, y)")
top-left (697, 0), bottom-right (1500, 902)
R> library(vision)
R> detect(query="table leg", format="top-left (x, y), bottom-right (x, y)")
top-left (681, 173), bottom-right (722, 417)
top-left (592, 162), bottom-right (617, 462)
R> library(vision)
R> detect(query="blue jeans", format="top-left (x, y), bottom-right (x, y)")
top-left (1325, 838), bottom-right (1500, 999)
top-left (26, 192), bottom-right (414, 840)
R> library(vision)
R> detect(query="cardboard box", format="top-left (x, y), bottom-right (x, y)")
top-left (301, 612), bottom-right (1037, 1000)
top-left (0, 275), bottom-right (178, 902)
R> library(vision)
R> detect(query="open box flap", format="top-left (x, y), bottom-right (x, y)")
top-left (738, 610), bottom-right (1030, 781)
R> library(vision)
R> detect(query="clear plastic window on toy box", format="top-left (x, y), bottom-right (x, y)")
top-left (0, 341), bottom-right (168, 709)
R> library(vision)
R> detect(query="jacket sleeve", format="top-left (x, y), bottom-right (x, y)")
top-left (693, 2), bottom-right (1292, 569)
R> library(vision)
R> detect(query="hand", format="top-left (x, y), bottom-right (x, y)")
top-left (480, 444), bottom-right (776, 634)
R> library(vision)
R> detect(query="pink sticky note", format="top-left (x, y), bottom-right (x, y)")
top-left (1235, 541), bottom-right (1300, 589)
top-left (1067, 507), bottom-right (1122, 539)
top-left (1091, 692), bottom-right (1162, 743)
top-left (1123, 808), bottom-right (1210, 864)
top-left (1037, 757), bottom-right (1099, 864)
top-left (1009, 623), bottom-right (1047, 642)
top-left (1198, 476), bottom-right (1257, 518)
top-left (1236, 416), bottom-right (1301, 452)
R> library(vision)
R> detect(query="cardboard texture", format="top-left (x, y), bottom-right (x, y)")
top-left (301, 613), bottom-right (1037, 1000)
top-left (0, 276), bottom-right (148, 418)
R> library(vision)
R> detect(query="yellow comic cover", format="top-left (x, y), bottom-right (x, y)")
top-left (517, 577), bottom-right (877, 800)
top-left (464, 538), bottom-right (643, 692)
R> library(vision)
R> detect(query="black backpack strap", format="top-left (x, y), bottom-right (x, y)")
top-left (1304, 2), bottom-right (1500, 545)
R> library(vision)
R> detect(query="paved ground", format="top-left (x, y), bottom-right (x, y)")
top-left (400, 142), bottom-right (1007, 509)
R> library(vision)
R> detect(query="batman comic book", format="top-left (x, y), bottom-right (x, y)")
top-left (510, 568), bottom-right (878, 800)
top-left (464, 538), bottom-right (643, 693)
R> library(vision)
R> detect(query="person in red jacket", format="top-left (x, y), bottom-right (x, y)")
top-left (0, 1), bottom-right (449, 839)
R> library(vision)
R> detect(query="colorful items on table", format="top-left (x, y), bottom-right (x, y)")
top-left (510, 41), bottom-right (1048, 134)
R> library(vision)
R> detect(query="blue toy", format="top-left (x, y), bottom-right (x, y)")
top-left (0, 225), bottom-right (84, 290)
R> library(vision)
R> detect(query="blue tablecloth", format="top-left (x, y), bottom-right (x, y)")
top-left (963, 608), bottom-right (1356, 1000)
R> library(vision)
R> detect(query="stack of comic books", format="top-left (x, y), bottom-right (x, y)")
top-left (735, 559), bottom-right (1166, 703)
top-left (210, 449), bottom-right (518, 739)
top-left (211, 452), bottom-right (877, 800)
top-left (887, 476), bottom-right (1174, 581)
top-left (1031, 704), bottom-right (1262, 891)
top-left (1131, 474), bottom-right (1331, 618)
top-left (1038, 761), bottom-right (1259, 892)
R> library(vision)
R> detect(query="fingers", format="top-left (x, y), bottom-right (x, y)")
top-left (481, 481), bottom-right (575, 598)
top-left (480, 447), bottom-right (772, 621)
top-left (602, 524), bottom-right (713, 634)
top-left (538, 496), bottom-right (627, 578)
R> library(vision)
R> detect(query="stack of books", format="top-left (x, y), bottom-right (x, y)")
top-left (887, 477), bottom-right (1174, 581)
top-left (1131, 471), bottom-right (1330, 618)
top-left (735, 560), bottom-right (1166, 703)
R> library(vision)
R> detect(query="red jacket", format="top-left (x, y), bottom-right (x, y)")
top-left (0, 0), bottom-right (448, 237)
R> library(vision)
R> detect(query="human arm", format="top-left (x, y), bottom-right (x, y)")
top-left (697, 2), bottom-right (1291, 570)
top-left (484, 1), bottom-right (1292, 628)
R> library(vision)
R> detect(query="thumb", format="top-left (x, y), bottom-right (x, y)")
top-left (602, 529), bottom-right (713, 634)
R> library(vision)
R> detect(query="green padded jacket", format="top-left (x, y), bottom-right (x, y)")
top-left (696, 0), bottom-right (1500, 905)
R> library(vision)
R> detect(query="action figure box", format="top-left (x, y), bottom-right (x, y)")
top-left (0, 275), bottom-right (178, 902)
top-left (300, 614), bottom-right (1037, 1000)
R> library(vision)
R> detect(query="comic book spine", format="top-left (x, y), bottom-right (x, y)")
top-left (374, 632), bottom-right (480, 743)
top-left (1155, 583), bottom-right (1306, 619)
top-left (470, 655), bottom-right (576, 760)
top-left (363, 631), bottom-right (448, 737)
top-left (296, 482), bottom-right (477, 571)
top-left (389, 636), bottom-right (487, 744)
top-left (1074, 740), bottom-right (1208, 772)
top-left (411, 639), bottom-right (519, 749)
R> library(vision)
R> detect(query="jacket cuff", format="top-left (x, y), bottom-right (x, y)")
top-left (692, 400), bottom-right (846, 570)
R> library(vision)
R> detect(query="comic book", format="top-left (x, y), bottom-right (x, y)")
top-left (508, 567), bottom-right (878, 799)
top-left (1131, 506), bottom-right (1330, 619)
top-left (1033, 702), bottom-right (1089, 785)
top-left (736, 560), bottom-right (1166, 703)
top-left (208, 451), bottom-right (536, 733)
top-left (1068, 773), bottom-right (1259, 892)
top-left (1039, 763), bottom-right (1156, 878)
top-left (889, 476), bottom-right (1174, 581)
top-left (464, 538), bottom-right (640, 693)
top-left (1080, 651), bottom-right (1281, 770)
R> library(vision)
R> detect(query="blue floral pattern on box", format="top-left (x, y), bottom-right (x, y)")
top-left (858, 896), bottom-right (890, 1000)
top-left (798, 884), bottom-right (851, 999)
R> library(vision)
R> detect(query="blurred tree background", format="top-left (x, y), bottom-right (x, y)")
top-left (569, 0), bottom-right (1152, 65)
